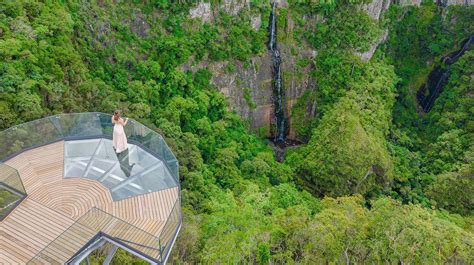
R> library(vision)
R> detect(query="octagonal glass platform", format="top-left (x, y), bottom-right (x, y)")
top-left (64, 139), bottom-right (177, 201)
top-left (0, 113), bottom-right (181, 264)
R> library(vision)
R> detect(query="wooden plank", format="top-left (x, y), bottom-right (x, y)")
top-left (0, 233), bottom-right (36, 261)
top-left (0, 248), bottom-right (25, 265)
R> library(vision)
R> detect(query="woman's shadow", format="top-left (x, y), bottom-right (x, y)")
top-left (115, 148), bottom-right (135, 178)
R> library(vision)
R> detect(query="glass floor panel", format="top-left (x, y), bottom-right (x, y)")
top-left (64, 139), bottom-right (178, 201)
top-left (65, 139), bottom-right (101, 158)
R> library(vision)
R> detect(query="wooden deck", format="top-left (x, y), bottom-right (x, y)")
top-left (0, 141), bottom-right (179, 264)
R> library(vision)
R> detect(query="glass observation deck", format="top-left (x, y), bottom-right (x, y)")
top-left (0, 113), bottom-right (181, 264)
top-left (64, 139), bottom-right (177, 201)
top-left (0, 112), bottom-right (179, 179)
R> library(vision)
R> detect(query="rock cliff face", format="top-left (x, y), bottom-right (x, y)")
top-left (441, 0), bottom-right (474, 5)
top-left (189, 3), bottom-right (212, 23)
top-left (182, 47), bottom-right (315, 140)
top-left (356, 0), bottom-right (391, 61)
top-left (362, 0), bottom-right (391, 20)
top-left (181, 55), bottom-right (271, 134)
top-left (393, 0), bottom-right (474, 6)
top-left (279, 43), bottom-right (317, 139)
top-left (188, 0), bottom-right (251, 22)
top-left (209, 55), bottom-right (274, 135)
top-left (185, 3), bottom-right (317, 140)
top-left (397, 0), bottom-right (422, 6)
top-left (356, 0), bottom-right (473, 61)
top-left (186, 0), bottom-right (472, 140)
top-left (220, 0), bottom-right (249, 15)
top-left (355, 30), bottom-right (389, 61)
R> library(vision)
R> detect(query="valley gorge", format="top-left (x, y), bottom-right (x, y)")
top-left (1, 0), bottom-right (473, 263)
top-left (417, 34), bottom-right (473, 112)
top-left (185, 0), bottom-right (319, 142)
top-left (186, 0), bottom-right (473, 144)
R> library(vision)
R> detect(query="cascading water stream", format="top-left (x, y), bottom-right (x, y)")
top-left (418, 34), bottom-right (473, 112)
top-left (269, 1), bottom-right (287, 143)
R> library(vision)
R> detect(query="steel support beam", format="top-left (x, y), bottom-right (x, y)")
top-left (102, 245), bottom-right (118, 265)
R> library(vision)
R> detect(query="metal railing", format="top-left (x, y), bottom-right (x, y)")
top-left (158, 197), bottom-right (182, 262)
top-left (28, 205), bottom-right (181, 264)
top-left (0, 164), bottom-right (26, 221)
top-left (0, 112), bottom-right (179, 184)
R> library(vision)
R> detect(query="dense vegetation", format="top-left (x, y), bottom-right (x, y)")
top-left (382, 4), bottom-right (474, 212)
top-left (0, 0), bottom-right (473, 263)
top-left (0, 188), bottom-right (22, 218)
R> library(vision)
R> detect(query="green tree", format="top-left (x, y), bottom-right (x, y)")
top-left (291, 95), bottom-right (393, 197)
top-left (427, 162), bottom-right (474, 215)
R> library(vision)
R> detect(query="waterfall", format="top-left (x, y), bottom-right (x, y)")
top-left (269, 1), bottom-right (287, 143)
top-left (418, 34), bottom-right (473, 112)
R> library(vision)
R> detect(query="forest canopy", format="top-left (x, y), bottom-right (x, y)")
top-left (0, 0), bottom-right (473, 263)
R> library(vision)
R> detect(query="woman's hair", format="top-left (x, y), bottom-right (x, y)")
top-left (113, 110), bottom-right (121, 121)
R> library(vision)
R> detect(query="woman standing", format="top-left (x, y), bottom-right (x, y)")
top-left (112, 110), bottom-right (129, 153)
top-left (112, 110), bottom-right (134, 177)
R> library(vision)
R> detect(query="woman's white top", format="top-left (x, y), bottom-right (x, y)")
top-left (112, 117), bottom-right (128, 153)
